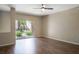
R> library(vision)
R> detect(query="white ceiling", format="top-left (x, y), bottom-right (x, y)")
top-left (0, 4), bottom-right (79, 16)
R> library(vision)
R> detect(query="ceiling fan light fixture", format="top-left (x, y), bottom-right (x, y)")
top-left (34, 4), bottom-right (53, 11)
top-left (42, 8), bottom-right (45, 11)
top-left (42, 4), bottom-right (45, 8)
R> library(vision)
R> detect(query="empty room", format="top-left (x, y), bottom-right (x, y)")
top-left (0, 4), bottom-right (79, 54)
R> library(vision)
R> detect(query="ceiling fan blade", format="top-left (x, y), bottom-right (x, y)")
top-left (44, 8), bottom-right (53, 10)
top-left (33, 8), bottom-right (42, 9)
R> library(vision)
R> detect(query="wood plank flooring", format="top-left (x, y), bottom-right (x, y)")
top-left (0, 37), bottom-right (79, 54)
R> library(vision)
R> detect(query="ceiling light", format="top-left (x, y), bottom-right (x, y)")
top-left (42, 8), bottom-right (45, 11)
top-left (42, 4), bottom-right (45, 8)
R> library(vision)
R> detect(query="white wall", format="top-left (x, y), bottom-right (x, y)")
top-left (42, 7), bottom-right (79, 45)
top-left (0, 9), bottom-right (15, 46)
top-left (0, 11), bottom-right (10, 33)
top-left (0, 11), bottom-right (2, 31)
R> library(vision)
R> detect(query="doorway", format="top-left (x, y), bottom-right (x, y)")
top-left (15, 19), bottom-right (33, 39)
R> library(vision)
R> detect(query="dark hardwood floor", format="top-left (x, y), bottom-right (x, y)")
top-left (0, 37), bottom-right (79, 54)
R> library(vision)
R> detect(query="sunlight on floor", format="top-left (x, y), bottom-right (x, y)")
top-left (14, 38), bottom-right (37, 54)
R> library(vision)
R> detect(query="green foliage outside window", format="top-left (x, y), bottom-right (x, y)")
top-left (18, 19), bottom-right (26, 25)
top-left (16, 30), bottom-right (22, 37)
top-left (16, 19), bottom-right (32, 37)
top-left (26, 30), bottom-right (32, 36)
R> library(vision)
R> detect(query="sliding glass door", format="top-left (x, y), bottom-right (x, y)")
top-left (15, 19), bottom-right (33, 39)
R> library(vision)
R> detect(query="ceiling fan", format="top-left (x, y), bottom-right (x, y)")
top-left (34, 4), bottom-right (53, 11)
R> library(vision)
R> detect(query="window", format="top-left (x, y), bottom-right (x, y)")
top-left (16, 19), bottom-right (32, 39)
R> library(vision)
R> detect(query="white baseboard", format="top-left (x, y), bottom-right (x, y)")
top-left (44, 36), bottom-right (79, 45)
top-left (0, 42), bottom-right (15, 47)
top-left (0, 36), bottom-right (79, 47)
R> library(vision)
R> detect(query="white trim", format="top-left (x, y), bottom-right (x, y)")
top-left (0, 42), bottom-right (15, 47)
top-left (44, 35), bottom-right (79, 45)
